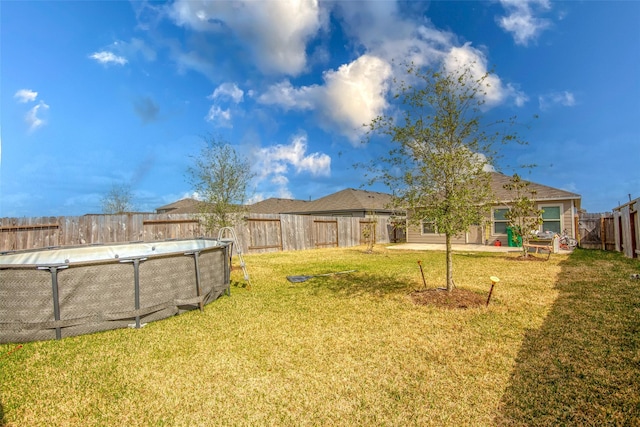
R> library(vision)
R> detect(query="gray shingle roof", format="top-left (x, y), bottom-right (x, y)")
top-left (490, 172), bottom-right (581, 202)
top-left (288, 188), bottom-right (394, 214)
top-left (158, 174), bottom-right (580, 216)
top-left (155, 198), bottom-right (201, 213)
top-left (248, 198), bottom-right (310, 214)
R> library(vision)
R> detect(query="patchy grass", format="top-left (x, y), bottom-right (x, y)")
top-left (1, 246), bottom-right (638, 426)
top-left (495, 249), bottom-right (640, 425)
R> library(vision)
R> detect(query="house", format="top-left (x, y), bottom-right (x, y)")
top-left (159, 189), bottom-right (398, 217)
top-left (156, 188), bottom-right (407, 244)
top-left (155, 198), bottom-right (201, 214)
top-left (247, 198), bottom-right (310, 215)
top-left (406, 172), bottom-right (582, 245)
top-left (248, 188), bottom-right (406, 243)
top-left (282, 188), bottom-right (397, 218)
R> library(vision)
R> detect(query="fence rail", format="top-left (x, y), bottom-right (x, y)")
top-left (0, 213), bottom-right (396, 253)
top-left (3, 211), bottom-right (630, 256)
top-left (577, 213), bottom-right (615, 251)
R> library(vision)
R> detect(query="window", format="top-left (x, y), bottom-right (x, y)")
top-left (493, 208), bottom-right (509, 234)
top-left (541, 206), bottom-right (561, 233)
top-left (421, 221), bottom-right (437, 234)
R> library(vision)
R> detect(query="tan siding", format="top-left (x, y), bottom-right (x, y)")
top-left (406, 224), bottom-right (466, 244)
top-left (406, 199), bottom-right (579, 245)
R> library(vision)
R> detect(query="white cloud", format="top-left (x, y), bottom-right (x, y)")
top-left (332, 1), bottom-right (451, 68)
top-left (327, 3), bottom-right (526, 123)
top-left (444, 43), bottom-right (528, 108)
top-left (257, 80), bottom-right (318, 111)
top-left (258, 54), bottom-right (392, 143)
top-left (444, 44), bottom-right (505, 106)
top-left (276, 187), bottom-right (295, 199)
top-left (169, 0), bottom-right (324, 75)
top-left (252, 134), bottom-right (331, 197)
top-left (14, 89), bottom-right (50, 131)
top-left (473, 153), bottom-right (496, 172)
top-left (25, 101), bottom-right (49, 132)
top-left (509, 84), bottom-right (530, 107)
top-left (88, 39), bottom-right (154, 72)
top-left (163, 0), bottom-right (524, 134)
top-left (89, 51), bottom-right (128, 65)
top-left (497, 0), bottom-right (552, 46)
top-left (256, 134), bottom-right (331, 176)
top-left (205, 105), bottom-right (232, 126)
top-left (166, 0), bottom-right (526, 141)
top-left (319, 55), bottom-right (392, 142)
top-left (209, 83), bottom-right (244, 104)
top-left (14, 89), bottom-right (38, 103)
top-left (205, 83), bottom-right (245, 127)
top-left (538, 91), bottom-right (576, 111)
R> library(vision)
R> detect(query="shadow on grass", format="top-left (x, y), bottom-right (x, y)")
top-left (305, 271), bottom-right (412, 297)
top-left (495, 249), bottom-right (640, 425)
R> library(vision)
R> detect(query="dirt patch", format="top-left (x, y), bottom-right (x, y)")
top-left (410, 288), bottom-right (487, 309)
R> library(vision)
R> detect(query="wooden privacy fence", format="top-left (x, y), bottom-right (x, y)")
top-left (613, 197), bottom-right (639, 258)
top-left (577, 213), bottom-right (615, 251)
top-left (0, 213), bottom-right (396, 253)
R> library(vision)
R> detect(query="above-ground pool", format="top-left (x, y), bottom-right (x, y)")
top-left (0, 238), bottom-right (231, 343)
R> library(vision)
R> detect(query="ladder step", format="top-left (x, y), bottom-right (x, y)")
top-left (218, 226), bottom-right (251, 287)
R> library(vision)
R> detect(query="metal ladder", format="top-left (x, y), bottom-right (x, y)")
top-left (218, 227), bottom-right (251, 289)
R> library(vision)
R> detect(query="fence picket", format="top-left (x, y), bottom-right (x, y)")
top-left (0, 213), bottom-right (396, 253)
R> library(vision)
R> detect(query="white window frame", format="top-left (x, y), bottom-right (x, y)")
top-left (421, 220), bottom-right (438, 235)
top-left (492, 207), bottom-right (510, 235)
top-left (539, 204), bottom-right (563, 234)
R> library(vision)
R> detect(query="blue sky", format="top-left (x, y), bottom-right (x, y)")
top-left (2, 0), bottom-right (638, 217)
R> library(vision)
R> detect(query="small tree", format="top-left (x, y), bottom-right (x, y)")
top-left (101, 183), bottom-right (134, 214)
top-left (503, 174), bottom-right (543, 257)
top-left (186, 135), bottom-right (255, 233)
top-left (361, 211), bottom-right (378, 254)
top-left (364, 63), bottom-right (525, 291)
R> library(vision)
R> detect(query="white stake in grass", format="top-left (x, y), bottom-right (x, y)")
top-left (486, 276), bottom-right (500, 307)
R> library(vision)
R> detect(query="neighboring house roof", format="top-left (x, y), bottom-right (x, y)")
top-left (248, 198), bottom-right (310, 214)
top-left (155, 198), bottom-right (201, 214)
top-left (490, 172), bottom-right (581, 203)
top-left (159, 175), bottom-right (580, 216)
top-left (287, 188), bottom-right (396, 215)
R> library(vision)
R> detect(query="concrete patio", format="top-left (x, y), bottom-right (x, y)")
top-left (386, 243), bottom-right (573, 255)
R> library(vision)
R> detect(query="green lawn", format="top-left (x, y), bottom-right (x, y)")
top-left (1, 246), bottom-right (638, 426)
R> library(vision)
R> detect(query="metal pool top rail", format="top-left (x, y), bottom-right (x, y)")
top-left (0, 238), bottom-right (226, 267)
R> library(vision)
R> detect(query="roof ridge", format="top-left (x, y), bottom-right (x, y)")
top-left (491, 172), bottom-right (581, 200)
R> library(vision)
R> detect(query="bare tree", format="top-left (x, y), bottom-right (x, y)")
top-left (186, 135), bottom-right (255, 233)
top-left (364, 63), bottom-right (526, 291)
top-left (101, 183), bottom-right (135, 214)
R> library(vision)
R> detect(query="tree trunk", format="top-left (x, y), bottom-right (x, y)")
top-left (446, 233), bottom-right (454, 292)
